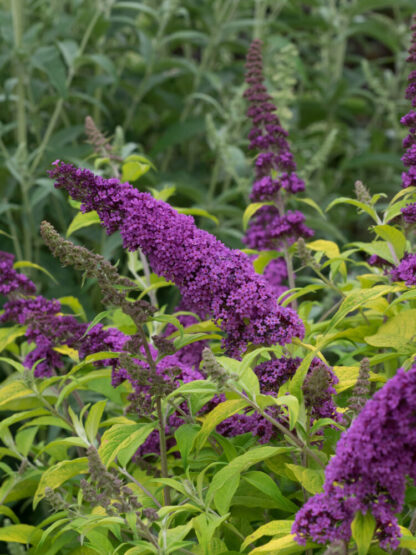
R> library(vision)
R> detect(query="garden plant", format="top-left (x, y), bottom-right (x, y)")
top-left (2, 1), bottom-right (416, 554)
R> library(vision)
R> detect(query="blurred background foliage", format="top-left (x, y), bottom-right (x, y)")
top-left (0, 0), bottom-right (415, 312)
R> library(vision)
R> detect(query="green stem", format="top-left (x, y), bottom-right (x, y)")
top-left (30, 8), bottom-right (101, 174)
top-left (117, 465), bottom-right (161, 508)
top-left (11, 0), bottom-right (26, 147)
top-left (137, 328), bottom-right (171, 505)
top-left (231, 386), bottom-right (325, 470)
top-left (156, 396), bottom-right (171, 505)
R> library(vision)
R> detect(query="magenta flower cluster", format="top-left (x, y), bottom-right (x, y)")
top-left (401, 16), bottom-right (416, 221)
top-left (0, 252), bottom-right (127, 377)
top-left (243, 40), bottom-right (306, 201)
top-left (391, 252), bottom-right (416, 285)
top-left (49, 162), bottom-right (304, 358)
top-left (242, 40), bottom-right (313, 294)
top-left (293, 366), bottom-right (416, 550)
top-left (0, 251), bottom-right (36, 295)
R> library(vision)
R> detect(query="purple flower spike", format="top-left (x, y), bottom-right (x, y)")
top-left (293, 366), bottom-right (416, 550)
top-left (401, 16), bottom-right (416, 189)
top-left (244, 207), bottom-right (314, 251)
top-left (49, 162), bottom-right (304, 357)
top-left (401, 201), bottom-right (416, 223)
top-left (0, 252), bottom-right (36, 296)
top-left (242, 40), bottom-right (313, 296)
top-left (391, 252), bottom-right (416, 285)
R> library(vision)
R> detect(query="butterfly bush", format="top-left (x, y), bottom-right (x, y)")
top-left (391, 18), bottom-right (416, 281)
top-left (49, 162), bottom-right (304, 358)
top-left (0, 251), bottom-right (127, 377)
top-left (401, 16), bottom-right (416, 193)
top-left (292, 366), bottom-right (416, 550)
top-left (0, 251), bottom-right (36, 295)
top-left (243, 39), bottom-right (313, 294)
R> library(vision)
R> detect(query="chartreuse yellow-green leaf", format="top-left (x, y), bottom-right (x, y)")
top-left (365, 309), bottom-right (416, 350)
top-left (351, 511), bottom-right (376, 555)
top-left (243, 202), bottom-right (274, 230)
top-left (329, 285), bottom-right (401, 331)
top-left (0, 327), bottom-right (27, 354)
top-left (66, 210), bottom-right (100, 237)
top-left (398, 526), bottom-right (416, 549)
top-left (285, 464), bottom-right (324, 494)
top-left (0, 380), bottom-right (32, 410)
top-left (98, 422), bottom-right (155, 467)
top-left (241, 520), bottom-right (294, 550)
top-left (193, 398), bottom-right (250, 452)
top-left (0, 524), bottom-right (42, 545)
top-left (33, 458), bottom-right (89, 508)
top-left (249, 533), bottom-right (316, 554)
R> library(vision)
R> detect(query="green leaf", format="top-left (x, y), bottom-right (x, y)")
top-left (241, 520), bottom-right (294, 550)
top-left (13, 261), bottom-right (58, 283)
top-left (250, 533), bottom-right (315, 554)
top-left (218, 354), bottom-right (260, 397)
top-left (151, 117), bottom-right (205, 155)
top-left (32, 45), bottom-right (67, 97)
top-left (285, 464), bottom-right (324, 494)
top-left (66, 211), bottom-right (100, 237)
top-left (326, 197), bottom-right (378, 222)
top-left (372, 225), bottom-right (406, 260)
top-left (174, 424), bottom-right (200, 468)
top-left (67, 351), bottom-right (120, 377)
top-left (242, 471), bottom-right (298, 512)
top-left (34, 458), bottom-right (89, 507)
top-left (0, 327), bottom-right (27, 354)
top-left (207, 446), bottom-right (293, 514)
top-left (0, 524), bottom-right (41, 546)
top-left (329, 285), bottom-right (400, 331)
top-left (149, 185), bottom-right (176, 202)
top-left (296, 197), bottom-right (325, 218)
top-left (38, 437), bottom-right (88, 458)
top-left (85, 400), bottom-right (107, 443)
top-left (193, 399), bottom-right (250, 452)
top-left (252, 251), bottom-right (282, 274)
top-left (389, 288), bottom-right (416, 309)
top-left (365, 309), bottom-right (416, 349)
top-left (0, 380), bottom-right (32, 410)
top-left (192, 513), bottom-right (229, 552)
top-left (121, 159), bottom-right (151, 182)
top-left (58, 296), bottom-right (87, 321)
top-left (307, 239), bottom-right (340, 259)
top-left (57, 39), bottom-right (78, 68)
top-left (16, 427), bottom-right (38, 457)
top-left (351, 511), bottom-right (376, 555)
top-left (384, 198), bottom-right (416, 223)
top-left (243, 202), bottom-right (274, 230)
top-left (80, 310), bottom-right (114, 338)
top-left (0, 356), bottom-right (25, 373)
top-left (350, 240), bottom-right (396, 265)
top-left (398, 526), bottom-right (416, 549)
top-left (175, 207), bottom-right (219, 225)
top-left (281, 284), bottom-right (325, 307)
top-left (273, 395), bottom-right (299, 430)
top-left (0, 504), bottom-right (19, 523)
top-left (167, 380), bottom-right (217, 398)
top-left (98, 423), bottom-right (155, 467)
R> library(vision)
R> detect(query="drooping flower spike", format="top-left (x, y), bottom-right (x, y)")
top-left (293, 366), bottom-right (416, 550)
top-left (49, 162), bottom-right (304, 358)
top-left (0, 249), bottom-right (128, 377)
